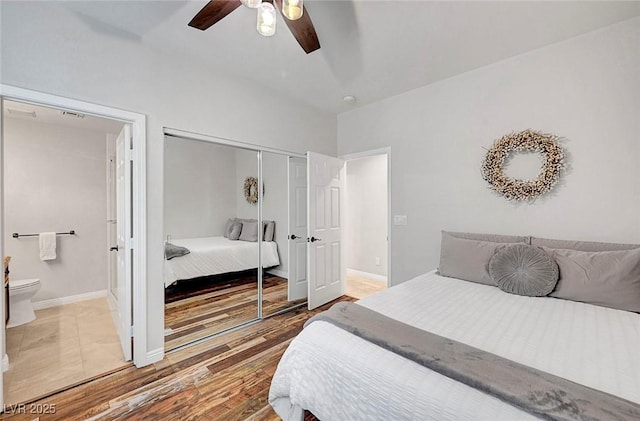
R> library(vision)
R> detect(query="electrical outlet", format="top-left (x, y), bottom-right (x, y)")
top-left (393, 215), bottom-right (407, 226)
top-left (375, 257), bottom-right (381, 266)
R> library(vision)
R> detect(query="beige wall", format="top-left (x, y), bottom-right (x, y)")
top-left (4, 118), bottom-right (110, 302)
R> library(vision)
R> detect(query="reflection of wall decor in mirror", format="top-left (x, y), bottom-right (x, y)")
top-left (244, 176), bottom-right (259, 205)
top-left (481, 129), bottom-right (565, 201)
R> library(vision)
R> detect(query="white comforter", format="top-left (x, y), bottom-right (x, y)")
top-left (164, 236), bottom-right (280, 287)
top-left (269, 270), bottom-right (640, 420)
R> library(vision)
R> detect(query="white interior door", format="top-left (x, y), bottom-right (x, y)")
top-left (115, 124), bottom-right (133, 361)
top-left (307, 152), bottom-right (345, 310)
top-left (107, 149), bottom-right (117, 304)
top-left (288, 156), bottom-right (308, 301)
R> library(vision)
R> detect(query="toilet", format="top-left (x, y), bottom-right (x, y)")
top-left (8, 278), bottom-right (41, 328)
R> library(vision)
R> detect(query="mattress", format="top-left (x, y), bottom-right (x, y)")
top-left (269, 270), bottom-right (640, 420)
top-left (163, 236), bottom-right (280, 287)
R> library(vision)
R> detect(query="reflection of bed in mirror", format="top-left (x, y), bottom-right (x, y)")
top-left (164, 236), bottom-right (280, 287)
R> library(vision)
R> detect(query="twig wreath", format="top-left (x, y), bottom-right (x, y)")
top-left (243, 177), bottom-right (259, 205)
top-left (481, 130), bottom-right (565, 201)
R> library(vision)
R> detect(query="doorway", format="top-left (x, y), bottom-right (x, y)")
top-left (1, 100), bottom-right (130, 403)
top-left (344, 150), bottom-right (390, 299)
top-left (0, 85), bottom-right (147, 408)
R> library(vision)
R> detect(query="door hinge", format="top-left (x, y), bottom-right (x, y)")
top-left (129, 325), bottom-right (134, 337)
top-left (125, 148), bottom-right (133, 161)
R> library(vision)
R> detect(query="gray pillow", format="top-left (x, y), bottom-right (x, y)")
top-left (223, 218), bottom-right (235, 238)
top-left (264, 221), bottom-right (275, 242)
top-left (439, 232), bottom-right (523, 285)
top-left (165, 243), bottom-right (190, 260)
top-left (239, 221), bottom-right (259, 242)
top-left (228, 222), bottom-right (243, 241)
top-left (543, 247), bottom-right (640, 313)
top-left (531, 236), bottom-right (639, 252)
top-left (489, 244), bottom-right (559, 297)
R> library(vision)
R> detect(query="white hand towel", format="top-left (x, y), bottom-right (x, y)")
top-left (39, 232), bottom-right (57, 261)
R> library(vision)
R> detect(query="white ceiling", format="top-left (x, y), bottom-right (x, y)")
top-left (11, 1), bottom-right (640, 114)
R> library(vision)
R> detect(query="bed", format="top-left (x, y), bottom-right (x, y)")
top-left (269, 233), bottom-right (640, 420)
top-left (163, 236), bottom-right (280, 287)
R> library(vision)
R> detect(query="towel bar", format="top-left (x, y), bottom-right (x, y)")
top-left (12, 230), bottom-right (76, 239)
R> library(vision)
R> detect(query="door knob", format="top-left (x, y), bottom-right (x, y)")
top-left (309, 236), bottom-right (322, 242)
top-left (288, 234), bottom-right (298, 240)
top-left (110, 246), bottom-right (119, 252)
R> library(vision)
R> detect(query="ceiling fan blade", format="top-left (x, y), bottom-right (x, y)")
top-left (188, 0), bottom-right (243, 31)
top-left (274, 0), bottom-right (320, 54)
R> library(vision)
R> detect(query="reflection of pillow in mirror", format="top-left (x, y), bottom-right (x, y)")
top-left (165, 243), bottom-right (190, 260)
top-left (228, 222), bottom-right (242, 241)
top-left (264, 221), bottom-right (275, 242)
top-left (223, 218), bottom-right (235, 238)
top-left (239, 221), bottom-right (259, 242)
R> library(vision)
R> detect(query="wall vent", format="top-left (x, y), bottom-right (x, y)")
top-left (6, 108), bottom-right (36, 118)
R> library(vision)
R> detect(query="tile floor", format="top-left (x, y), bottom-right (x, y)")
top-left (345, 273), bottom-right (387, 299)
top-left (3, 297), bottom-right (127, 404)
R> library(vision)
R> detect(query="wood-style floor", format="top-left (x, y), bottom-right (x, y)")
top-left (0, 296), bottom-right (354, 421)
top-left (165, 273), bottom-right (306, 350)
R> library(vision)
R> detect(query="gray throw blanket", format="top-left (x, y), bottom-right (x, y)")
top-left (164, 243), bottom-right (190, 260)
top-left (305, 302), bottom-right (640, 421)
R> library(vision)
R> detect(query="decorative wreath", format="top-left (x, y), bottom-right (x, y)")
top-left (481, 130), bottom-right (565, 201)
top-left (243, 177), bottom-right (259, 205)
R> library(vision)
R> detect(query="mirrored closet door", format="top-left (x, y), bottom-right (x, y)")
top-left (163, 137), bottom-right (260, 350)
top-left (163, 134), bottom-right (308, 351)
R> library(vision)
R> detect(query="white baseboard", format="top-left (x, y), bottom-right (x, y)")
top-left (346, 268), bottom-right (387, 285)
top-left (266, 268), bottom-right (288, 279)
top-left (32, 289), bottom-right (108, 310)
top-left (2, 354), bottom-right (9, 372)
top-left (144, 347), bottom-right (164, 366)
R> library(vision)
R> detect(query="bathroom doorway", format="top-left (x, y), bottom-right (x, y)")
top-left (1, 99), bottom-right (130, 404)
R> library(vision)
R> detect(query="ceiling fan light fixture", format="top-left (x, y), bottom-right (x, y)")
top-left (257, 2), bottom-right (277, 37)
top-left (241, 0), bottom-right (262, 8)
top-left (282, 0), bottom-right (303, 21)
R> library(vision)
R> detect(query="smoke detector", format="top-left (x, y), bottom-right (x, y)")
top-left (60, 110), bottom-right (85, 119)
top-left (342, 95), bottom-right (357, 105)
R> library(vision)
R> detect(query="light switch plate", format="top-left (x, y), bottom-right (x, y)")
top-left (393, 215), bottom-right (407, 226)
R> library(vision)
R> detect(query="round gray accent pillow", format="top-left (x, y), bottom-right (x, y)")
top-left (489, 244), bottom-right (559, 296)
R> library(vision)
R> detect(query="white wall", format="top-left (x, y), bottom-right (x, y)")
top-left (164, 138), bottom-right (237, 239)
top-left (0, 2), bottom-right (336, 355)
top-left (3, 118), bottom-right (110, 302)
top-left (338, 17), bottom-right (640, 285)
top-left (346, 155), bottom-right (388, 277)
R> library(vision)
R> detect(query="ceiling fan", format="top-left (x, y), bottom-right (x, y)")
top-left (188, 0), bottom-right (321, 54)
